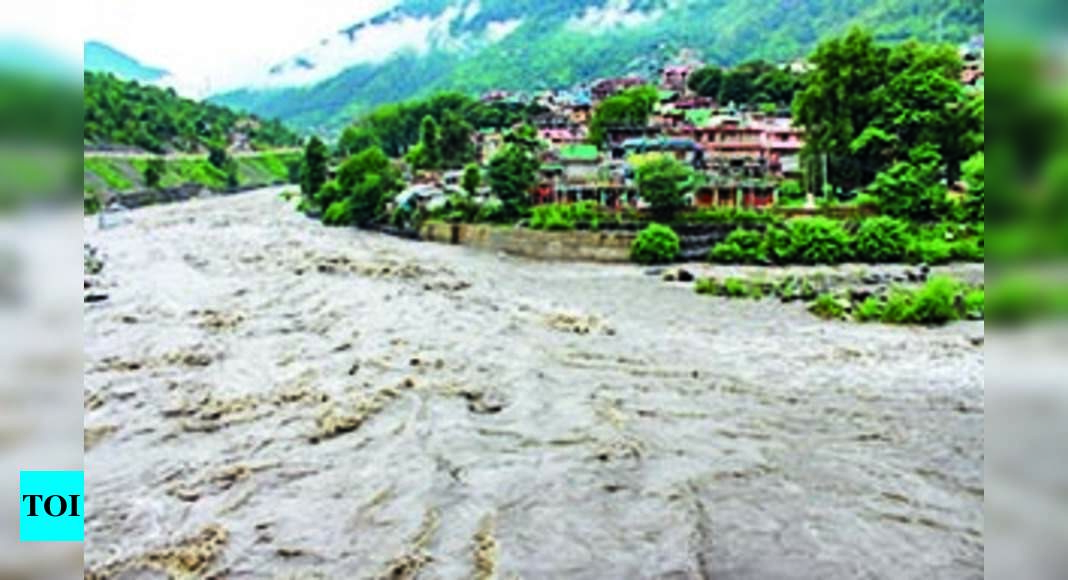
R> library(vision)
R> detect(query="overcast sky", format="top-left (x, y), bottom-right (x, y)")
top-left (80, 0), bottom-right (396, 92)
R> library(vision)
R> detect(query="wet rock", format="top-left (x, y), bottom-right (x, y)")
top-left (861, 272), bottom-right (887, 285)
top-left (850, 288), bottom-right (874, 302)
top-left (661, 268), bottom-right (695, 283)
top-left (276, 547), bottom-right (307, 559)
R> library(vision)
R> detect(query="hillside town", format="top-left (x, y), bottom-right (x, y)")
top-left (398, 36), bottom-right (986, 213)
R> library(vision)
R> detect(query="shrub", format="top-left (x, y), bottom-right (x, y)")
top-left (950, 237), bottom-right (984, 262)
top-left (322, 199), bottom-right (352, 226)
top-left (709, 229), bottom-right (767, 264)
top-left (854, 296), bottom-right (886, 322)
top-left (530, 204), bottom-right (575, 231)
top-left (809, 293), bottom-right (846, 320)
top-left (84, 192), bottom-right (102, 215)
top-left (853, 217), bottom-right (910, 263)
top-left (695, 278), bottom-right (718, 295)
top-left (763, 225), bottom-right (795, 263)
top-left (906, 238), bottom-right (953, 265)
top-left (778, 179), bottom-right (804, 202)
top-left (723, 277), bottom-right (752, 298)
top-left (774, 275), bottom-right (819, 302)
top-left (787, 217), bottom-right (853, 265)
top-left (695, 277), bottom-right (765, 299)
top-left (905, 276), bottom-right (963, 324)
top-left (963, 288), bottom-right (985, 319)
top-left (475, 198), bottom-right (505, 223)
top-left (631, 223), bottom-right (681, 264)
top-left (880, 288), bottom-right (915, 324)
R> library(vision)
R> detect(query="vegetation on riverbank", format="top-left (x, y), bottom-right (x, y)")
top-left (696, 272), bottom-right (984, 326)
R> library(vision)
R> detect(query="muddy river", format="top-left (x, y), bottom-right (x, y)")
top-left (84, 187), bottom-right (983, 579)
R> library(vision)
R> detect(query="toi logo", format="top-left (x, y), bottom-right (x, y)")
top-left (19, 471), bottom-right (84, 542)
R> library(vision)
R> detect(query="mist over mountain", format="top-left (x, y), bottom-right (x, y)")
top-left (210, 0), bottom-right (983, 133)
top-left (84, 41), bottom-right (169, 83)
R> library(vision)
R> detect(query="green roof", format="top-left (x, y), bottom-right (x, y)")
top-left (559, 144), bottom-right (599, 162)
top-left (685, 108), bottom-right (713, 127)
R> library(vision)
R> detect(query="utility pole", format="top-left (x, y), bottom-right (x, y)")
top-left (821, 152), bottom-right (829, 201)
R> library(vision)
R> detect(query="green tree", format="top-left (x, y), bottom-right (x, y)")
top-left (440, 110), bottom-right (474, 168)
top-left (207, 143), bottom-right (229, 170)
top-left (962, 152), bottom-right (984, 223)
top-left (325, 146), bottom-right (402, 226)
top-left (143, 157), bottom-right (165, 189)
top-left (869, 145), bottom-right (951, 223)
top-left (794, 29), bottom-right (974, 192)
top-left (300, 137), bottom-right (329, 197)
top-left (687, 66), bottom-right (725, 98)
top-left (461, 163), bottom-right (481, 195)
top-left (336, 126), bottom-right (380, 158)
top-left (488, 125), bottom-right (541, 216)
top-left (636, 155), bottom-right (694, 219)
top-left (588, 85), bottom-right (659, 147)
top-left (337, 146), bottom-right (401, 225)
top-left (406, 115), bottom-right (442, 170)
top-left (794, 28), bottom-right (891, 192)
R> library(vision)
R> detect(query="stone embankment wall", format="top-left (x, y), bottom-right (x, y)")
top-left (420, 222), bottom-right (637, 262)
top-left (419, 222), bottom-right (756, 263)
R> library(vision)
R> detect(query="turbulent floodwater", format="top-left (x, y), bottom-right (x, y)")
top-left (84, 188), bottom-right (984, 579)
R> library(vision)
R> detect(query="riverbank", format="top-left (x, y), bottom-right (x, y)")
top-left (85, 188), bottom-right (983, 578)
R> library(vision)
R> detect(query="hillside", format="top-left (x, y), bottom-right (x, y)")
top-left (84, 72), bottom-right (300, 154)
top-left (211, 0), bottom-right (983, 132)
top-left (84, 41), bottom-right (169, 82)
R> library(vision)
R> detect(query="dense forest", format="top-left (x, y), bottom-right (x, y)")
top-left (213, 0), bottom-right (983, 132)
top-left (83, 72), bottom-right (300, 153)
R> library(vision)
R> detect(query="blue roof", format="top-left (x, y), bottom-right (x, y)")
top-left (621, 137), bottom-right (700, 151)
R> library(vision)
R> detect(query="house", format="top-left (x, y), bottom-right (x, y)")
top-left (619, 137), bottom-right (704, 167)
top-left (558, 144), bottom-right (601, 183)
top-left (693, 182), bottom-right (777, 209)
top-left (567, 101), bottom-right (592, 126)
top-left (660, 65), bottom-right (693, 92)
top-left (480, 90), bottom-right (511, 102)
top-left (686, 116), bottom-right (803, 177)
top-left (603, 124), bottom-right (663, 151)
top-left (590, 76), bottom-right (645, 101)
top-left (539, 126), bottom-right (587, 147)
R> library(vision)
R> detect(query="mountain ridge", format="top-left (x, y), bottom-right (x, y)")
top-left (211, 0), bottom-right (983, 133)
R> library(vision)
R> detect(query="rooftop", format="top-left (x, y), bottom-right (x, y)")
top-left (559, 144), bottom-right (600, 162)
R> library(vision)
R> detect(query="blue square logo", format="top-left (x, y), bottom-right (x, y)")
top-left (19, 471), bottom-right (84, 542)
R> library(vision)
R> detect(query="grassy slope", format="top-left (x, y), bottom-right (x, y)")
top-left (83, 151), bottom-right (300, 194)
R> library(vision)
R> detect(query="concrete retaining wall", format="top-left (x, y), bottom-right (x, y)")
top-left (420, 222), bottom-right (637, 263)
